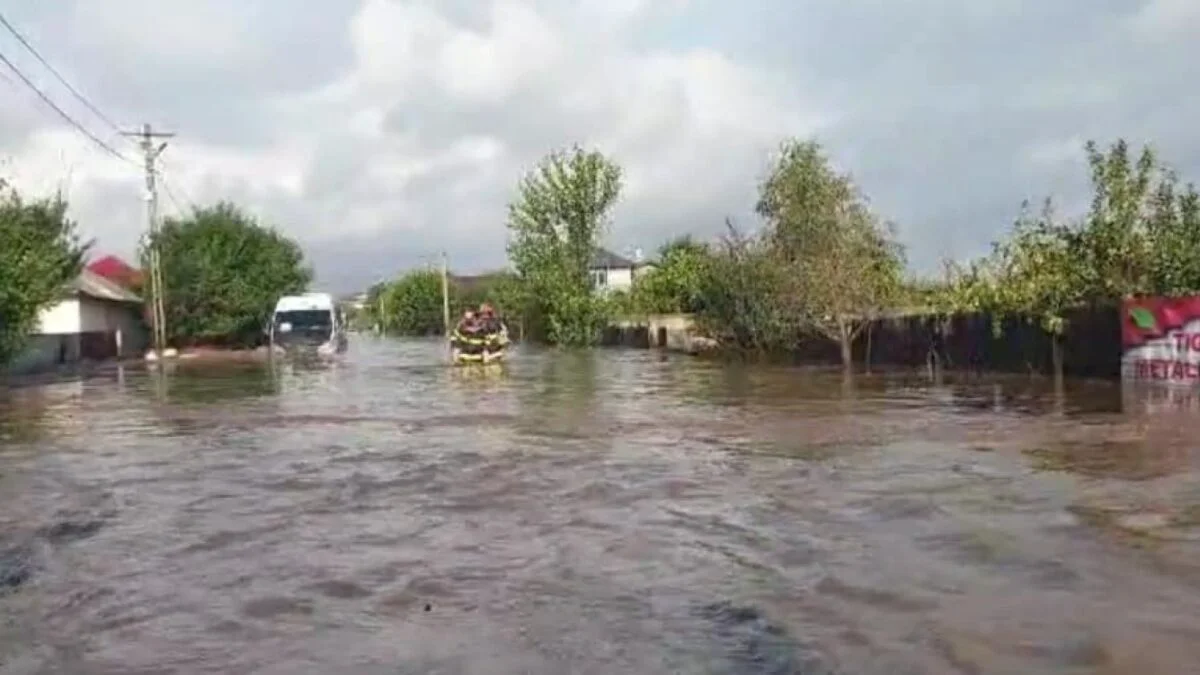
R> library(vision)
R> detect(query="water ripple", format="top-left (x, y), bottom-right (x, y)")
top-left (1, 337), bottom-right (1199, 673)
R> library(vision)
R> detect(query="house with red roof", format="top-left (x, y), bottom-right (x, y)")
top-left (86, 254), bottom-right (143, 291)
top-left (4, 269), bottom-right (148, 375)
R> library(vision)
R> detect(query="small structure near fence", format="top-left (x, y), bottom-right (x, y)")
top-left (5, 270), bottom-right (148, 376)
top-left (602, 314), bottom-right (715, 353)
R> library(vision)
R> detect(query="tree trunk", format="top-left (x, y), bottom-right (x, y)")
top-left (864, 322), bottom-right (873, 374)
top-left (839, 325), bottom-right (853, 370)
top-left (1050, 333), bottom-right (1064, 379)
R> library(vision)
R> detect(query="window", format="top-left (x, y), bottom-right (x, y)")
top-left (589, 268), bottom-right (608, 288)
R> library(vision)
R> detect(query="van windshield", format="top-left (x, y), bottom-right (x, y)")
top-left (274, 310), bottom-right (332, 333)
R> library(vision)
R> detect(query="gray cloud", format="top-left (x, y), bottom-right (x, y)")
top-left (1, 0), bottom-right (1196, 294)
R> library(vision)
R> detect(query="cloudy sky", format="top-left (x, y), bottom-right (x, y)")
top-left (1, 0), bottom-right (1196, 293)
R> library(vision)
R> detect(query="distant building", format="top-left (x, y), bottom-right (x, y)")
top-left (86, 254), bottom-right (143, 290)
top-left (588, 247), bottom-right (654, 293)
top-left (6, 270), bottom-right (148, 375)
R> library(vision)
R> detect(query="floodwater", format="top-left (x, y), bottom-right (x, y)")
top-left (2, 337), bottom-right (1200, 674)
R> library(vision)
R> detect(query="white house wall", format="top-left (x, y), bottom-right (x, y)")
top-left (35, 299), bottom-right (81, 335)
top-left (604, 268), bottom-right (634, 292)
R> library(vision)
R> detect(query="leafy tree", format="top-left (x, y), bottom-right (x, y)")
top-left (981, 199), bottom-right (1080, 337)
top-left (756, 138), bottom-right (905, 366)
top-left (0, 186), bottom-right (91, 366)
top-left (630, 236), bottom-right (713, 315)
top-left (379, 268), bottom-right (445, 335)
top-left (933, 138), bottom-right (1200, 375)
top-left (506, 145), bottom-right (622, 346)
top-left (691, 221), bottom-right (795, 352)
top-left (1144, 168), bottom-right (1200, 295)
top-left (148, 202), bottom-right (311, 348)
top-left (482, 271), bottom-right (536, 340)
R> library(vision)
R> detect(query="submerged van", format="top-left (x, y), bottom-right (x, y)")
top-left (268, 292), bottom-right (348, 355)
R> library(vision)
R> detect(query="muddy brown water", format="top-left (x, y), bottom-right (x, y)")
top-left (2, 336), bottom-right (1200, 674)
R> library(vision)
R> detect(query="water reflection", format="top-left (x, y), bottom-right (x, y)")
top-left (1, 340), bottom-right (1200, 673)
top-left (147, 360), bottom-right (283, 405)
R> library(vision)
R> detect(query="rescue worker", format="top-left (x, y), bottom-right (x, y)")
top-left (455, 309), bottom-right (479, 335)
top-left (477, 303), bottom-right (500, 333)
top-left (480, 302), bottom-right (510, 345)
top-left (451, 310), bottom-right (484, 358)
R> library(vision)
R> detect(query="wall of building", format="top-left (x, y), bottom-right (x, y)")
top-left (5, 334), bottom-right (80, 375)
top-left (35, 299), bottom-right (81, 335)
top-left (78, 297), bottom-right (147, 358)
top-left (6, 298), bottom-right (147, 375)
top-left (591, 267), bottom-right (634, 292)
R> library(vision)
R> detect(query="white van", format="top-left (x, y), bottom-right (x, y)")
top-left (268, 292), bottom-right (348, 355)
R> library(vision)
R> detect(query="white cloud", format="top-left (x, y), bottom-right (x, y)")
top-left (0, 0), bottom-right (1197, 292)
top-left (1130, 0), bottom-right (1200, 39)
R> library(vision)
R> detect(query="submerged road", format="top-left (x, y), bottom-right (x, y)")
top-left (2, 336), bottom-right (1200, 673)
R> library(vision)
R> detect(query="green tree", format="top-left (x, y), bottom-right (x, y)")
top-left (691, 221), bottom-right (795, 352)
top-left (0, 186), bottom-right (90, 366)
top-left (1070, 139), bottom-right (1159, 300)
top-left (630, 236), bottom-right (713, 315)
top-left (506, 145), bottom-right (622, 346)
top-left (379, 268), bottom-right (445, 335)
top-left (756, 139), bottom-right (906, 366)
top-left (1144, 168), bottom-right (1200, 295)
top-left (482, 271), bottom-right (536, 340)
top-left (149, 202), bottom-right (311, 348)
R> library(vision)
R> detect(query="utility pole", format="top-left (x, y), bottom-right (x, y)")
top-left (122, 123), bottom-right (174, 356)
top-left (441, 251), bottom-right (451, 336)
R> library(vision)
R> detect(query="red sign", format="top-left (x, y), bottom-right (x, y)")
top-left (1122, 296), bottom-right (1200, 382)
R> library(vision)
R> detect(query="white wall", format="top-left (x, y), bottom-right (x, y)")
top-left (590, 267), bottom-right (634, 293)
top-left (35, 299), bottom-right (81, 335)
top-left (607, 268), bottom-right (634, 291)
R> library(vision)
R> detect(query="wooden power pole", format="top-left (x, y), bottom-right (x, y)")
top-left (441, 251), bottom-right (451, 334)
top-left (122, 123), bottom-right (174, 356)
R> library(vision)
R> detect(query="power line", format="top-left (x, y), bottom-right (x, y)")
top-left (0, 47), bottom-right (135, 164)
top-left (159, 158), bottom-right (198, 211)
top-left (0, 11), bottom-right (122, 133)
top-left (160, 175), bottom-right (193, 216)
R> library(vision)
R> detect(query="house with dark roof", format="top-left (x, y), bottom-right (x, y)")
top-left (588, 246), bottom-right (653, 293)
top-left (5, 269), bottom-right (148, 375)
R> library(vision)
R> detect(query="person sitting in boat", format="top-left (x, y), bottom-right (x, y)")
top-left (477, 303), bottom-right (509, 346)
top-left (454, 309), bottom-right (480, 336)
top-left (451, 310), bottom-right (480, 354)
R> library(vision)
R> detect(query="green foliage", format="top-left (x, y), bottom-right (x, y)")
top-left (1072, 139), bottom-right (1157, 299)
top-left (1144, 169), bottom-right (1200, 295)
top-left (378, 268), bottom-right (444, 335)
top-left (0, 187), bottom-right (90, 365)
top-left (958, 199), bottom-right (1079, 336)
top-left (755, 138), bottom-right (906, 362)
top-left (506, 145), bottom-right (622, 346)
top-left (690, 222), bottom-right (797, 352)
top-left (149, 202), bottom-right (312, 348)
top-left (939, 138), bottom-right (1200, 341)
top-left (357, 270), bottom-right (529, 337)
top-left (629, 236), bottom-right (713, 315)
